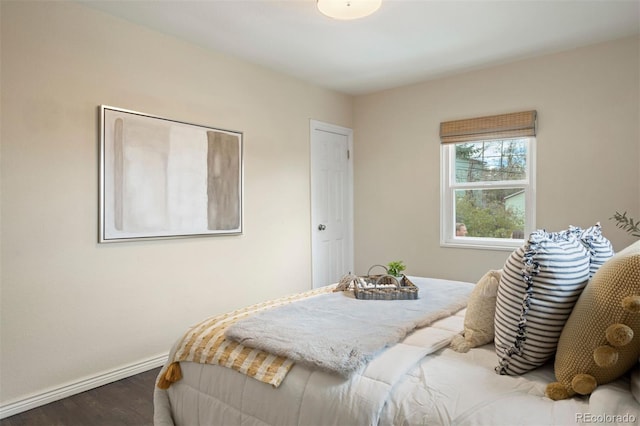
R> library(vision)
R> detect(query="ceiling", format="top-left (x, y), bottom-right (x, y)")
top-left (80, 0), bottom-right (640, 96)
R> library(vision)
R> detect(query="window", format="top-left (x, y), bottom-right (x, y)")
top-left (440, 111), bottom-right (536, 250)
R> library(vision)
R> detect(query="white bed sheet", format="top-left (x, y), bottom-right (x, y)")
top-left (381, 345), bottom-right (584, 426)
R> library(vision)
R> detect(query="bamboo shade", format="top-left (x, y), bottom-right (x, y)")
top-left (440, 110), bottom-right (537, 144)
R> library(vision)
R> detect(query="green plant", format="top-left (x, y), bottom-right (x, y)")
top-left (387, 260), bottom-right (406, 276)
top-left (610, 211), bottom-right (640, 237)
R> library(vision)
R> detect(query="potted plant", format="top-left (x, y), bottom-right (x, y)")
top-left (387, 260), bottom-right (406, 277)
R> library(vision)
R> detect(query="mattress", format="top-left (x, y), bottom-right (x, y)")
top-left (154, 288), bottom-right (639, 426)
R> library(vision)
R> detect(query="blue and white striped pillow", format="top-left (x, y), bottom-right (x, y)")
top-left (569, 223), bottom-right (615, 278)
top-left (494, 230), bottom-right (590, 375)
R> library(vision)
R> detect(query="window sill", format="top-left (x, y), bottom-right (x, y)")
top-left (440, 238), bottom-right (522, 251)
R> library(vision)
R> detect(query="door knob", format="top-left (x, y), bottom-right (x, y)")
top-left (318, 224), bottom-right (326, 231)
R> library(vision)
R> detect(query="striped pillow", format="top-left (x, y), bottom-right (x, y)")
top-left (494, 230), bottom-right (590, 375)
top-left (569, 223), bottom-right (615, 278)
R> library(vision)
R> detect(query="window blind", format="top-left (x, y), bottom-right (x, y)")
top-left (440, 110), bottom-right (537, 144)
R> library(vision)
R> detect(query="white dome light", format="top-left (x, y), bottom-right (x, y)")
top-left (317, 0), bottom-right (382, 20)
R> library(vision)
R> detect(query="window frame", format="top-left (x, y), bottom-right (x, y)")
top-left (440, 137), bottom-right (536, 251)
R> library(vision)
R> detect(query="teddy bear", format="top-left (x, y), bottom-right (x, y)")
top-left (545, 240), bottom-right (640, 401)
top-left (450, 269), bottom-right (501, 353)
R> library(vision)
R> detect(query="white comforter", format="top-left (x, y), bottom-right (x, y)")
top-left (153, 305), bottom-right (639, 426)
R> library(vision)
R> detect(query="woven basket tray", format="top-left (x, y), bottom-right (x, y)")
top-left (337, 265), bottom-right (419, 300)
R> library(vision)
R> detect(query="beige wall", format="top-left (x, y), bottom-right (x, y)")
top-left (2, 0), bottom-right (639, 413)
top-left (353, 36), bottom-right (640, 283)
top-left (0, 1), bottom-right (352, 405)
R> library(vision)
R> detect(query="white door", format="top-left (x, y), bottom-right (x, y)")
top-left (310, 120), bottom-right (354, 288)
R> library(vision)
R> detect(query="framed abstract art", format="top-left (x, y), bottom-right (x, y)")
top-left (99, 106), bottom-right (243, 242)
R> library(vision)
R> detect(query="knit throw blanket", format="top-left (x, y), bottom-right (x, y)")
top-left (157, 285), bottom-right (335, 390)
top-left (225, 277), bottom-right (473, 378)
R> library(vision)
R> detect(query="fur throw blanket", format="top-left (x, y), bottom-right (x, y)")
top-left (225, 277), bottom-right (473, 377)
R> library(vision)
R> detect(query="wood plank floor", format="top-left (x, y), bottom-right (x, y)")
top-left (0, 367), bottom-right (161, 426)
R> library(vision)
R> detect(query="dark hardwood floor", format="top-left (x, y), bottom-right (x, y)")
top-left (0, 367), bottom-right (161, 426)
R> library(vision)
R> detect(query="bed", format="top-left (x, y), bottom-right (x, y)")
top-left (153, 272), bottom-right (640, 426)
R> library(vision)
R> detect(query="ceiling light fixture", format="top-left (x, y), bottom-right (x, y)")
top-left (317, 0), bottom-right (382, 20)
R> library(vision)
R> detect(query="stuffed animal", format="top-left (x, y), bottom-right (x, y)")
top-left (546, 240), bottom-right (640, 400)
top-left (450, 269), bottom-right (501, 353)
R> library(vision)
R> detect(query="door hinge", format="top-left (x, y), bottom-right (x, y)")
top-left (347, 150), bottom-right (350, 160)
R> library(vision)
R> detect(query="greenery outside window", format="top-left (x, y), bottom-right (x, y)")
top-left (440, 111), bottom-right (537, 250)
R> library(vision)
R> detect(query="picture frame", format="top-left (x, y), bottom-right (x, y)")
top-left (99, 105), bottom-right (243, 242)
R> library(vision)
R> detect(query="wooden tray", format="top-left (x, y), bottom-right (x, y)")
top-left (336, 265), bottom-right (419, 300)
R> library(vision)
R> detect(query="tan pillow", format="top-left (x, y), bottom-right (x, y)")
top-left (450, 269), bottom-right (501, 353)
top-left (546, 240), bottom-right (640, 400)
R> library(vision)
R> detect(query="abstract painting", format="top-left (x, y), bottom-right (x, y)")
top-left (99, 106), bottom-right (243, 242)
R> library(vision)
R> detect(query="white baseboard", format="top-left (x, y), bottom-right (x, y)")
top-left (0, 353), bottom-right (168, 419)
